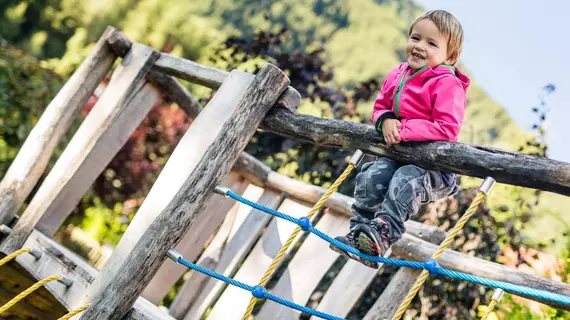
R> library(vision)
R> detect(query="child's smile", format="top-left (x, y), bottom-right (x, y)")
top-left (406, 18), bottom-right (451, 72)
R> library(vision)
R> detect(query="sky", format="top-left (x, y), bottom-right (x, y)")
top-left (414, 0), bottom-right (568, 162)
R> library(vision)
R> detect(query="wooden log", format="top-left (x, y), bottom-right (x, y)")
top-left (87, 69), bottom-right (253, 308)
top-left (174, 188), bottom-right (282, 319)
top-left (363, 220), bottom-right (447, 320)
top-left (142, 174), bottom-right (249, 304)
top-left (390, 233), bottom-right (570, 310)
top-left (255, 211), bottom-right (350, 319)
top-left (105, 27), bottom-right (203, 120)
top-left (259, 108), bottom-right (570, 196)
top-left (205, 199), bottom-right (310, 320)
top-left (153, 52), bottom-right (301, 113)
top-left (79, 63), bottom-right (290, 319)
top-left (0, 43), bottom-right (160, 254)
top-left (0, 26), bottom-right (118, 225)
top-left (15, 230), bottom-right (177, 320)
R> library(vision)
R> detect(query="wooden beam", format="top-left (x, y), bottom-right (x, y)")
top-left (79, 63), bottom-right (290, 319)
top-left (14, 230), bottom-right (177, 320)
top-left (105, 27), bottom-right (203, 119)
top-left (390, 233), bottom-right (570, 310)
top-left (104, 29), bottom-right (302, 113)
top-left (142, 174), bottom-right (249, 304)
top-left (260, 108), bottom-right (570, 196)
top-left (85, 69), bottom-right (254, 308)
top-left (1, 43), bottom-right (160, 253)
top-left (0, 26), bottom-right (118, 225)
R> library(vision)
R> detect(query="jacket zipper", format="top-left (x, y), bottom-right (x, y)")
top-left (392, 66), bottom-right (427, 117)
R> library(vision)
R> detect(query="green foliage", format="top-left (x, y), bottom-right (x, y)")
top-left (0, 42), bottom-right (64, 179)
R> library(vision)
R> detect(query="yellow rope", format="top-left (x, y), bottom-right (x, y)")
top-left (480, 299), bottom-right (498, 320)
top-left (481, 288), bottom-right (504, 320)
top-left (0, 248), bottom-right (31, 267)
top-left (391, 190), bottom-right (488, 320)
top-left (241, 161), bottom-right (357, 319)
top-left (58, 304), bottom-right (90, 320)
top-left (0, 275), bottom-right (61, 314)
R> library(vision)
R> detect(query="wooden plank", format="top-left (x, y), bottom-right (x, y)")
top-left (14, 230), bottom-right (177, 320)
top-left (173, 188), bottom-right (282, 319)
top-left (205, 199), bottom-right (310, 320)
top-left (255, 211), bottom-right (349, 320)
top-left (0, 26), bottom-right (118, 225)
top-left (0, 252), bottom-right (68, 319)
top-left (310, 254), bottom-right (382, 319)
top-left (80, 63), bottom-right (290, 319)
top-left (83, 69), bottom-right (256, 307)
top-left (142, 174), bottom-right (249, 304)
top-left (0, 43), bottom-right (160, 254)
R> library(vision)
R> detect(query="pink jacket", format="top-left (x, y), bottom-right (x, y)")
top-left (372, 62), bottom-right (471, 142)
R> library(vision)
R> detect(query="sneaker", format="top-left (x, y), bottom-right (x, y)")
top-left (353, 218), bottom-right (391, 267)
top-left (329, 232), bottom-right (379, 269)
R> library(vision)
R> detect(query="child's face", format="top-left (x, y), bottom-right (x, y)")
top-left (406, 19), bottom-right (451, 72)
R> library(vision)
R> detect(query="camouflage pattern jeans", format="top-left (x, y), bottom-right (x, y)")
top-left (350, 156), bottom-right (459, 245)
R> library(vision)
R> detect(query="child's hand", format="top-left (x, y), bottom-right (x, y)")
top-left (381, 119), bottom-right (402, 146)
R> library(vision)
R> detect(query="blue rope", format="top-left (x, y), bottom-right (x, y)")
top-left (176, 256), bottom-right (344, 320)
top-left (224, 189), bottom-right (570, 307)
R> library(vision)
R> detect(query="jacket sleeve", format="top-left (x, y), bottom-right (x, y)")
top-left (372, 68), bottom-right (399, 133)
top-left (399, 76), bottom-right (466, 142)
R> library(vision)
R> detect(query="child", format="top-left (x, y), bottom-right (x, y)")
top-left (330, 10), bottom-right (470, 268)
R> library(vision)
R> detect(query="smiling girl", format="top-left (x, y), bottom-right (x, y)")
top-left (329, 10), bottom-right (471, 268)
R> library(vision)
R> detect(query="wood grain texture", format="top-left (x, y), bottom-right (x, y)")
top-left (10, 230), bottom-right (176, 320)
top-left (0, 26), bottom-right (118, 225)
top-left (259, 108), bottom-right (570, 196)
top-left (79, 63), bottom-right (290, 319)
top-left (0, 43), bottom-right (160, 254)
top-left (174, 188), bottom-right (282, 319)
top-left (91, 70), bottom-right (253, 308)
top-left (142, 174), bottom-right (249, 304)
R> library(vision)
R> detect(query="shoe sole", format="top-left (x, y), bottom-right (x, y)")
top-left (355, 233), bottom-right (381, 269)
top-left (328, 243), bottom-right (379, 269)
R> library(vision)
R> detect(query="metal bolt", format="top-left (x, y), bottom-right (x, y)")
top-left (29, 248), bottom-right (42, 260)
top-left (58, 275), bottom-right (74, 287)
top-left (0, 225), bottom-right (12, 236)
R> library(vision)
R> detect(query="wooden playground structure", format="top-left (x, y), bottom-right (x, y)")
top-left (0, 26), bottom-right (570, 319)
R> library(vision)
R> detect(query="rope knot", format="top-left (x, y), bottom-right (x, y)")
top-left (298, 217), bottom-right (311, 232)
top-left (252, 285), bottom-right (267, 299)
top-left (423, 258), bottom-right (441, 276)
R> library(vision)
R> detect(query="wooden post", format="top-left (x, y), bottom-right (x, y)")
top-left (142, 174), bottom-right (249, 304)
top-left (79, 63), bottom-right (290, 319)
top-left (0, 43), bottom-right (160, 254)
top-left (0, 26), bottom-right (118, 225)
top-left (0, 44), bottom-right (159, 253)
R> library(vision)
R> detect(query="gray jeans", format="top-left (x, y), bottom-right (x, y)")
top-left (350, 157), bottom-right (459, 244)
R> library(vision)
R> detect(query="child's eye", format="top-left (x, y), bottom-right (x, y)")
top-left (411, 35), bottom-right (419, 40)
top-left (429, 42), bottom-right (438, 47)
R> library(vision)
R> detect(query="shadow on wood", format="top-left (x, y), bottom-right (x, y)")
top-left (0, 252), bottom-right (67, 320)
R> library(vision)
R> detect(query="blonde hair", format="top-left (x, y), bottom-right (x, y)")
top-left (408, 10), bottom-right (464, 65)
